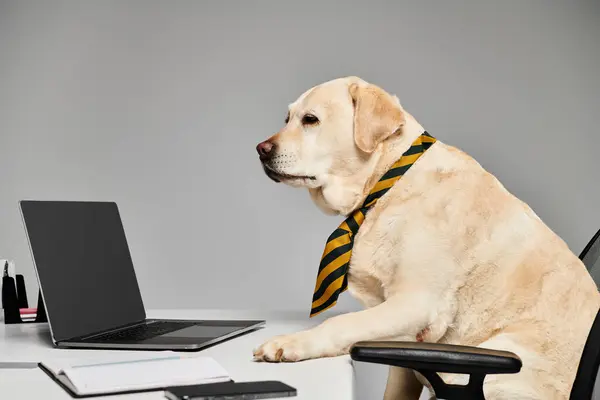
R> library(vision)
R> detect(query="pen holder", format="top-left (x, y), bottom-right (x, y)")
top-left (2, 274), bottom-right (47, 324)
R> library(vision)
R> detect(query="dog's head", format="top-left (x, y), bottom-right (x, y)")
top-left (256, 76), bottom-right (407, 214)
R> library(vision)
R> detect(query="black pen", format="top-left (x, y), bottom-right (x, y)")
top-left (2, 261), bottom-right (7, 277)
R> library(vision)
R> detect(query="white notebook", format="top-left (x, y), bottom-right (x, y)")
top-left (39, 355), bottom-right (231, 397)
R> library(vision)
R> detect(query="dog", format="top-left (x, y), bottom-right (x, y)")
top-left (252, 76), bottom-right (600, 399)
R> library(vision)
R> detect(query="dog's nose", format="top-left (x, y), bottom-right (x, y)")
top-left (256, 140), bottom-right (275, 161)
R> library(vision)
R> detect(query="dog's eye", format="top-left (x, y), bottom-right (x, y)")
top-left (285, 112), bottom-right (290, 124)
top-left (302, 114), bottom-right (319, 125)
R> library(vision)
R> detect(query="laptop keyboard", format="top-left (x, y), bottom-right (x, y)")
top-left (90, 321), bottom-right (195, 342)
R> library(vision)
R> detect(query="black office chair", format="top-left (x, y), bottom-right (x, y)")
top-left (581, 228), bottom-right (600, 284)
top-left (350, 228), bottom-right (600, 400)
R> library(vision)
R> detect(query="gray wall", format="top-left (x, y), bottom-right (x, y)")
top-left (0, 1), bottom-right (599, 398)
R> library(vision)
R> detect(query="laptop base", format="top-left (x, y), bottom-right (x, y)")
top-left (57, 319), bottom-right (265, 351)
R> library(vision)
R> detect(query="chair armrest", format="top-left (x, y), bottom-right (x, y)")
top-left (350, 341), bottom-right (522, 375)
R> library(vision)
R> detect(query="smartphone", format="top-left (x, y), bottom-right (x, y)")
top-left (164, 380), bottom-right (297, 400)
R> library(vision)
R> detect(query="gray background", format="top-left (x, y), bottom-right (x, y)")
top-left (0, 1), bottom-right (599, 399)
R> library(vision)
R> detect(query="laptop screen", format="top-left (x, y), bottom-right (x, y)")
top-left (20, 201), bottom-right (146, 342)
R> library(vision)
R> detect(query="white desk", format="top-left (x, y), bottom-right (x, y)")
top-left (0, 310), bottom-right (355, 399)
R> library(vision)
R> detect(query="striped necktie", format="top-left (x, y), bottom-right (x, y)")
top-left (310, 132), bottom-right (437, 317)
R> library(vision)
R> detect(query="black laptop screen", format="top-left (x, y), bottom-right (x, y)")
top-left (20, 201), bottom-right (146, 342)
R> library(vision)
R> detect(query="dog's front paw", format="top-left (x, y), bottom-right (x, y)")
top-left (253, 333), bottom-right (317, 363)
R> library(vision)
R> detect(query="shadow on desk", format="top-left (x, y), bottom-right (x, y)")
top-left (34, 324), bottom-right (54, 347)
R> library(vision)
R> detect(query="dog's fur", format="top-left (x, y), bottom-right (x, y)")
top-left (253, 76), bottom-right (600, 399)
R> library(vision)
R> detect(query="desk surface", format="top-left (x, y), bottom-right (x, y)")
top-left (0, 309), bottom-right (355, 400)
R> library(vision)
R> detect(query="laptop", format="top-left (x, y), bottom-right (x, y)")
top-left (19, 200), bottom-right (265, 351)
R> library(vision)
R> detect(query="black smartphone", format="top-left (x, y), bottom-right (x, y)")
top-left (164, 380), bottom-right (297, 400)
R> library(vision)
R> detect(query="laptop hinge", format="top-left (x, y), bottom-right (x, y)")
top-left (68, 319), bottom-right (149, 342)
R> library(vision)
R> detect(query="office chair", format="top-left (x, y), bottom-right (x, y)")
top-left (350, 228), bottom-right (600, 400)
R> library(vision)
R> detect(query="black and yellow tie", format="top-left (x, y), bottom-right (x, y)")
top-left (310, 131), bottom-right (437, 317)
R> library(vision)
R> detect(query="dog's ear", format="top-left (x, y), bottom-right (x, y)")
top-left (349, 82), bottom-right (406, 153)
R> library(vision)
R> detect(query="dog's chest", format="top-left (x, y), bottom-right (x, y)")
top-left (345, 189), bottom-right (418, 302)
top-left (342, 142), bottom-right (448, 304)
top-left (347, 228), bottom-right (396, 302)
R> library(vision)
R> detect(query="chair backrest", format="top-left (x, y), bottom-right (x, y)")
top-left (569, 229), bottom-right (600, 399)
top-left (580, 229), bottom-right (600, 285)
top-left (570, 308), bottom-right (600, 399)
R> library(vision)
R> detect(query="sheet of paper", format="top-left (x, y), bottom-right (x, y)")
top-left (40, 352), bottom-right (175, 376)
top-left (44, 356), bottom-right (230, 395)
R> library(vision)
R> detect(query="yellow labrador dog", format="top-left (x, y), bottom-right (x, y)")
top-left (253, 76), bottom-right (600, 399)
